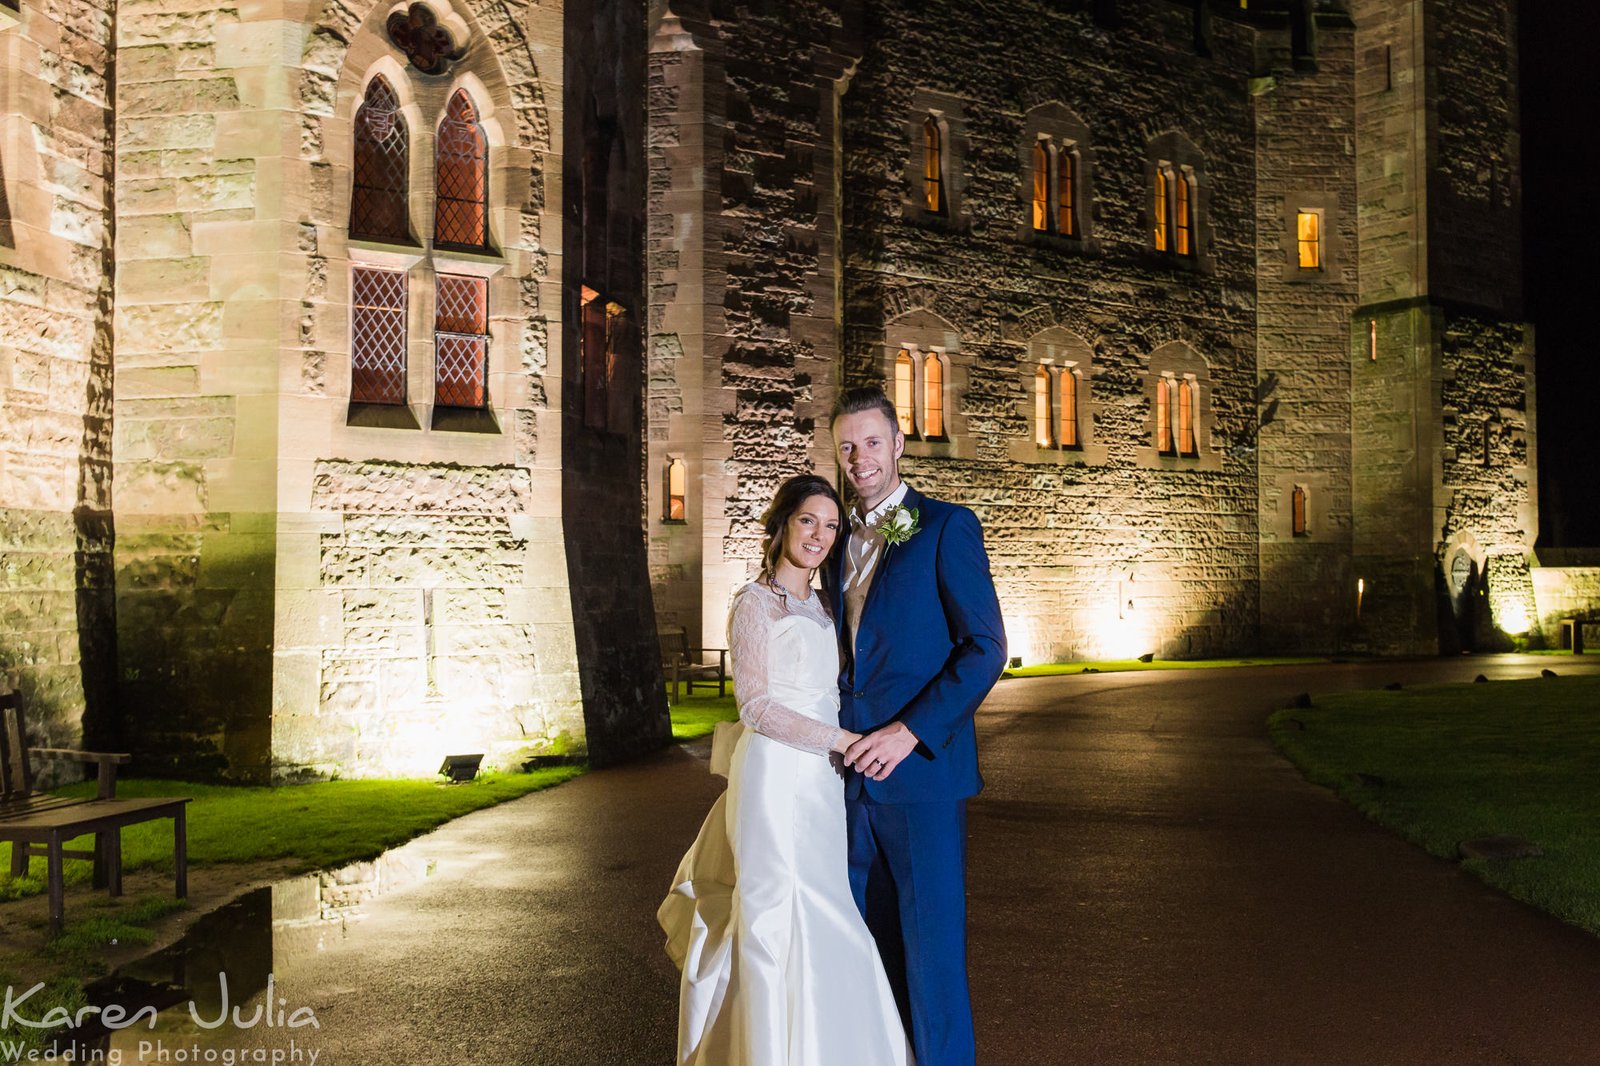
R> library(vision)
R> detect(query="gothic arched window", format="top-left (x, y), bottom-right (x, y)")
top-left (1174, 169), bottom-right (1193, 257)
top-left (351, 76), bottom-right (410, 243)
top-left (1153, 167), bottom-right (1170, 252)
top-left (923, 117), bottom-right (945, 214)
top-left (1058, 369), bottom-right (1079, 447)
top-left (435, 89), bottom-right (489, 249)
top-left (923, 353), bottom-right (946, 439)
top-left (1031, 141), bottom-right (1050, 232)
top-left (1156, 376), bottom-right (1173, 454)
top-left (1057, 149), bottom-right (1077, 237)
top-left (894, 348), bottom-right (916, 436)
top-left (1035, 366), bottom-right (1054, 447)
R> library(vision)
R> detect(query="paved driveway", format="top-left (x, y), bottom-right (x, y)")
top-left (101, 655), bottom-right (1600, 1065)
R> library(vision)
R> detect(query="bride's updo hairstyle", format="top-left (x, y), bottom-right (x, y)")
top-left (759, 474), bottom-right (845, 581)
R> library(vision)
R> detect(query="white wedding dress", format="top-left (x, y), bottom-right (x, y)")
top-left (660, 581), bottom-right (911, 1066)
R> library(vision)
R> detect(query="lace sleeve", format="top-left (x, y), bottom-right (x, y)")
top-left (728, 585), bottom-right (844, 757)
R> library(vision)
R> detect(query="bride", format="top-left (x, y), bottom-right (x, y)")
top-left (659, 474), bottom-right (912, 1066)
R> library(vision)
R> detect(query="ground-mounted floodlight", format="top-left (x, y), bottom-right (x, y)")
top-left (438, 753), bottom-right (484, 783)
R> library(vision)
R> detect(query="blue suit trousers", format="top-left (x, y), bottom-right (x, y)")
top-left (847, 794), bottom-right (974, 1066)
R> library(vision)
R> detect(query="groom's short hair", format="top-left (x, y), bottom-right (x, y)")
top-left (830, 386), bottom-right (899, 431)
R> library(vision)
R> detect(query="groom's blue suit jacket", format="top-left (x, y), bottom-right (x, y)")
top-left (827, 485), bottom-right (1007, 804)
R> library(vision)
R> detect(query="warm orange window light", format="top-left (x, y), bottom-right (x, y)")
top-left (923, 353), bottom-right (945, 438)
top-left (434, 90), bottom-right (489, 249)
top-left (1175, 170), bottom-right (1192, 256)
top-left (1297, 210), bottom-right (1322, 269)
top-left (1031, 141), bottom-right (1050, 231)
top-left (1035, 367), bottom-right (1054, 447)
top-left (1057, 149), bottom-right (1076, 236)
top-left (923, 117), bottom-right (944, 214)
top-left (351, 76), bottom-right (410, 243)
top-left (667, 457), bottom-right (687, 521)
top-left (1156, 377), bottom-right (1173, 453)
top-left (894, 348), bottom-right (916, 436)
top-left (1059, 369), bottom-right (1078, 447)
top-left (1291, 485), bottom-right (1308, 536)
top-left (1153, 168), bottom-right (1169, 251)
top-left (1177, 378), bottom-right (1197, 456)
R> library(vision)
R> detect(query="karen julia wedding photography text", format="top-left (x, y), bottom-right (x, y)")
top-left (2, 973), bottom-right (322, 1065)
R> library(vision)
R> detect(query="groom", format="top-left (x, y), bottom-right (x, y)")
top-left (824, 386), bottom-right (1006, 1066)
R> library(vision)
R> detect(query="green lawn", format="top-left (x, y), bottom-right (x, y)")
top-left (1269, 675), bottom-right (1600, 935)
top-left (0, 768), bottom-right (582, 903)
top-left (1004, 656), bottom-right (1328, 678)
top-left (670, 690), bottom-right (739, 741)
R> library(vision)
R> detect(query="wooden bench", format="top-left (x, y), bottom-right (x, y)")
top-left (0, 692), bottom-right (189, 934)
top-left (658, 626), bottom-right (728, 704)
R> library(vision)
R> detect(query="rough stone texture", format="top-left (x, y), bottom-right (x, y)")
top-left (841, 0), bottom-right (1265, 660)
top-left (0, 0), bottom-right (118, 751)
top-left (1531, 556), bottom-right (1600, 646)
top-left (278, 460), bottom-right (581, 779)
top-left (1254, 17), bottom-right (1359, 653)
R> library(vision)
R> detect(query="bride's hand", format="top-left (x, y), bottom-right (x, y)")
top-left (831, 730), bottom-right (862, 755)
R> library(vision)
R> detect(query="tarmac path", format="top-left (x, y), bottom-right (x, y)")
top-left (110, 654), bottom-right (1600, 1065)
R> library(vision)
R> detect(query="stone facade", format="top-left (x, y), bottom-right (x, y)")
top-left (2, 0), bottom-right (662, 780)
top-left (645, 0), bottom-right (1571, 664)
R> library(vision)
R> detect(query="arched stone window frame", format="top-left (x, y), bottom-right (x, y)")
top-left (880, 309), bottom-right (973, 459)
top-left (1272, 472), bottom-right (1328, 540)
top-left (1280, 190), bottom-right (1343, 282)
top-left (1018, 104), bottom-right (1096, 248)
top-left (335, 40), bottom-right (520, 433)
top-left (1144, 131), bottom-right (1212, 273)
top-left (1137, 341), bottom-right (1220, 471)
top-left (1009, 326), bottom-right (1106, 466)
top-left (903, 90), bottom-right (970, 231)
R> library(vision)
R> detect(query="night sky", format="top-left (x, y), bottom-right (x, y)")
top-left (1521, 1), bottom-right (1599, 547)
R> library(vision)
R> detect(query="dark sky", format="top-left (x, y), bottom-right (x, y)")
top-left (1521, 1), bottom-right (1600, 547)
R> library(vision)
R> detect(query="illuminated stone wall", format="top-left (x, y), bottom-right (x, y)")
top-left (1253, 17), bottom-right (1359, 653)
top-left (839, 1), bottom-right (1270, 661)
top-left (0, 0), bottom-right (117, 749)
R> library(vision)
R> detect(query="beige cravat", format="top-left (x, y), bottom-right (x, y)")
top-left (842, 483), bottom-right (908, 654)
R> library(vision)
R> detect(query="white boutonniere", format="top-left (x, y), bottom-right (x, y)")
top-left (877, 505), bottom-right (921, 546)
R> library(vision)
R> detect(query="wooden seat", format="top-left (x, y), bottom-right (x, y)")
top-left (658, 626), bottom-right (728, 704)
top-left (0, 692), bottom-right (189, 934)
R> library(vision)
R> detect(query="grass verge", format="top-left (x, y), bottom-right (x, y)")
top-left (1269, 674), bottom-right (1600, 935)
top-left (670, 691), bottom-right (739, 741)
top-left (0, 767), bottom-right (581, 1056)
top-left (1004, 656), bottom-right (1328, 678)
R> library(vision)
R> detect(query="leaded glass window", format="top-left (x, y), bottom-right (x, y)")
top-left (1156, 377), bottom-right (1173, 454)
top-left (1031, 141), bottom-right (1050, 231)
top-left (435, 90), bottom-right (489, 249)
top-left (1035, 367), bottom-right (1054, 447)
top-left (351, 77), bottom-right (411, 243)
top-left (923, 353), bottom-right (945, 439)
top-left (923, 117), bottom-right (944, 214)
top-left (1175, 170), bottom-right (1193, 257)
top-left (1057, 149), bottom-right (1076, 237)
top-left (1153, 167), bottom-right (1169, 252)
top-left (1059, 369), bottom-right (1079, 447)
top-left (350, 266), bottom-right (408, 404)
top-left (434, 273), bottom-right (487, 407)
top-left (894, 348), bottom-right (916, 436)
top-left (1178, 378), bottom-right (1197, 456)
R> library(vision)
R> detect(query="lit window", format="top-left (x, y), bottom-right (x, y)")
top-left (350, 266), bottom-right (407, 404)
top-left (1153, 167), bottom-right (1170, 252)
top-left (1177, 378), bottom-right (1197, 456)
top-left (1057, 149), bottom-right (1076, 237)
top-left (434, 273), bottom-right (487, 408)
top-left (923, 117), bottom-right (945, 214)
top-left (894, 348), bottom-right (916, 436)
top-left (1156, 376), bottom-right (1173, 454)
top-left (1035, 367), bottom-right (1054, 447)
top-left (923, 353), bottom-right (945, 439)
top-left (351, 76), bottom-right (410, 243)
top-left (1291, 485), bottom-right (1308, 536)
top-left (1059, 369), bottom-right (1079, 448)
top-left (1031, 141), bottom-right (1050, 231)
top-left (1174, 170), bottom-right (1192, 257)
top-left (666, 457), bottom-right (687, 521)
top-left (435, 90), bottom-right (489, 249)
top-left (1297, 209), bottom-right (1322, 269)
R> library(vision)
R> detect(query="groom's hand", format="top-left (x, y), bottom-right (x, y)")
top-left (844, 722), bottom-right (919, 781)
